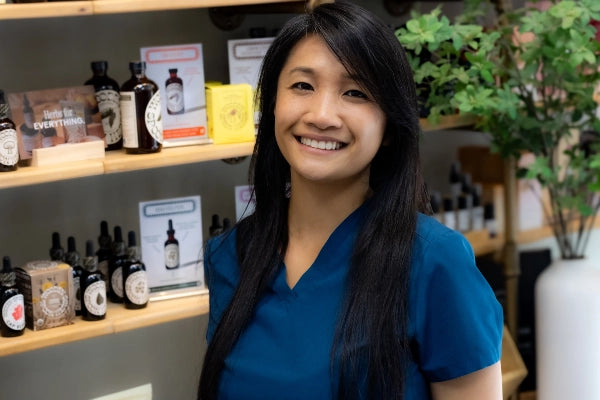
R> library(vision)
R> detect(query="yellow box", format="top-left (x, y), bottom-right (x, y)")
top-left (15, 260), bottom-right (75, 331)
top-left (205, 83), bottom-right (256, 144)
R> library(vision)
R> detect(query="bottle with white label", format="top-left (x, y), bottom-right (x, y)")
top-left (85, 61), bottom-right (122, 150)
top-left (165, 219), bottom-right (180, 270)
top-left (108, 226), bottom-right (127, 303)
top-left (120, 61), bottom-right (162, 154)
top-left (65, 236), bottom-right (84, 316)
top-left (442, 197), bottom-right (456, 231)
top-left (471, 183), bottom-right (485, 231)
top-left (0, 90), bottom-right (19, 172)
top-left (165, 68), bottom-right (184, 115)
top-left (123, 231), bottom-right (149, 309)
top-left (0, 256), bottom-right (25, 337)
top-left (81, 240), bottom-right (107, 321)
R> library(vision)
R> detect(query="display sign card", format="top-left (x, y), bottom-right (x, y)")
top-left (7, 86), bottom-right (104, 161)
top-left (228, 37), bottom-right (274, 89)
top-left (235, 185), bottom-right (256, 221)
top-left (141, 43), bottom-right (209, 147)
top-left (139, 195), bottom-right (206, 298)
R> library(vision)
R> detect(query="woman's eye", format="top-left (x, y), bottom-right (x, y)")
top-left (291, 82), bottom-right (313, 91)
top-left (345, 89), bottom-right (368, 99)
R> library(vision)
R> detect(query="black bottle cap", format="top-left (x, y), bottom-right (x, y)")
top-left (91, 61), bottom-right (108, 74)
top-left (113, 226), bottom-right (123, 243)
top-left (223, 218), bottom-right (232, 230)
top-left (443, 197), bottom-right (454, 212)
top-left (449, 161), bottom-right (461, 183)
top-left (461, 172), bottom-right (472, 194)
top-left (129, 61), bottom-right (146, 75)
top-left (99, 220), bottom-right (112, 248)
top-left (167, 219), bottom-right (175, 234)
top-left (457, 195), bottom-right (468, 210)
top-left (471, 185), bottom-right (482, 207)
top-left (484, 202), bottom-right (495, 219)
top-left (67, 236), bottom-right (77, 252)
top-left (86, 240), bottom-right (95, 257)
top-left (168, 68), bottom-right (177, 74)
top-left (128, 230), bottom-right (137, 247)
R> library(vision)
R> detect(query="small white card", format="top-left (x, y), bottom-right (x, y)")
top-left (141, 43), bottom-right (210, 147)
top-left (228, 38), bottom-right (274, 89)
top-left (139, 195), bottom-right (205, 296)
top-left (235, 185), bottom-right (256, 221)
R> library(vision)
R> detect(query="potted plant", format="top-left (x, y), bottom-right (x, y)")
top-left (396, 1), bottom-right (600, 399)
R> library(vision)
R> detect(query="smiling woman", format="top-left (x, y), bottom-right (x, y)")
top-left (198, 2), bottom-right (503, 400)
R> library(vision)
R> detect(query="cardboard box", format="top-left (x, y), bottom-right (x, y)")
top-left (205, 83), bottom-right (255, 144)
top-left (15, 260), bottom-right (75, 331)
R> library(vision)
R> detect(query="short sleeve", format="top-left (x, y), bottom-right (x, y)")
top-left (410, 226), bottom-right (503, 382)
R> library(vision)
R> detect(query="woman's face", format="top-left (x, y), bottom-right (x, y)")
top-left (274, 35), bottom-right (386, 187)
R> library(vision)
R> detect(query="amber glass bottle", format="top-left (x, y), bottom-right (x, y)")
top-left (123, 231), bottom-right (149, 309)
top-left (65, 236), bottom-right (84, 316)
top-left (0, 90), bottom-right (19, 172)
top-left (165, 68), bottom-right (184, 115)
top-left (85, 61), bottom-right (122, 150)
top-left (108, 226), bottom-right (127, 303)
top-left (0, 256), bottom-right (25, 337)
top-left (81, 240), bottom-right (107, 321)
top-left (120, 61), bottom-right (162, 154)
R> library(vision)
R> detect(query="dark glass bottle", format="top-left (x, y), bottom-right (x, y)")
top-left (0, 90), bottom-right (19, 172)
top-left (85, 61), bottom-right (122, 150)
top-left (123, 231), bottom-right (149, 309)
top-left (120, 61), bottom-right (162, 154)
top-left (81, 240), bottom-right (107, 321)
top-left (65, 236), bottom-right (84, 316)
top-left (49, 231), bottom-right (65, 261)
top-left (108, 226), bottom-right (126, 303)
top-left (165, 68), bottom-right (184, 115)
top-left (96, 220), bottom-right (112, 289)
top-left (164, 219), bottom-right (179, 270)
top-left (0, 256), bottom-right (25, 337)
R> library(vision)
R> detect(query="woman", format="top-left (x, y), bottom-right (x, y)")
top-left (199, 2), bottom-right (503, 399)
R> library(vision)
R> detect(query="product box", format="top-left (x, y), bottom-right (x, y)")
top-left (6, 86), bottom-right (104, 162)
top-left (139, 195), bottom-right (206, 298)
top-left (205, 83), bottom-right (255, 144)
top-left (141, 43), bottom-right (209, 147)
top-left (14, 260), bottom-right (75, 331)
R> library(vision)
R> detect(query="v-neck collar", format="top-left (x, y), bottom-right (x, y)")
top-left (273, 202), bottom-right (368, 296)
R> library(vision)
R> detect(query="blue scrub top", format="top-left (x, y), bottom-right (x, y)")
top-left (205, 206), bottom-right (503, 399)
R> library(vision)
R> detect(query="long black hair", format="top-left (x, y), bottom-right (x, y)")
top-left (199, 2), bottom-right (426, 399)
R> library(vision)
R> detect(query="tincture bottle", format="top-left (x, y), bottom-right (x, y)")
top-left (0, 90), bottom-right (19, 172)
top-left (108, 226), bottom-right (126, 303)
top-left (448, 161), bottom-right (462, 204)
top-left (484, 202), bottom-right (497, 238)
top-left (0, 256), bottom-right (25, 337)
top-left (19, 93), bottom-right (40, 164)
top-left (81, 240), bottom-right (107, 321)
top-left (165, 219), bottom-right (179, 270)
top-left (471, 184), bottom-right (485, 231)
top-left (85, 61), bottom-right (122, 150)
top-left (120, 61), bottom-right (162, 154)
top-left (209, 214), bottom-right (223, 238)
top-left (165, 68), bottom-right (184, 115)
top-left (65, 236), bottom-right (84, 316)
top-left (96, 220), bottom-right (112, 288)
top-left (123, 230), bottom-right (149, 309)
top-left (456, 195), bottom-right (470, 233)
top-left (49, 231), bottom-right (65, 261)
top-left (442, 197), bottom-right (456, 231)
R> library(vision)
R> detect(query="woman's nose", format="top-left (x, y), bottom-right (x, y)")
top-left (304, 91), bottom-right (343, 130)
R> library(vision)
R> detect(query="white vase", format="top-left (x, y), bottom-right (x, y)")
top-left (535, 257), bottom-right (600, 400)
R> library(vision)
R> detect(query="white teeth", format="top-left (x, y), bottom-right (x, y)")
top-left (300, 137), bottom-right (342, 150)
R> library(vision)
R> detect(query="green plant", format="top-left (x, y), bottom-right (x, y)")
top-left (397, 0), bottom-right (600, 259)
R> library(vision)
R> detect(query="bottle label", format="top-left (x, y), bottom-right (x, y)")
top-left (120, 91), bottom-right (138, 148)
top-left (144, 91), bottom-right (163, 143)
top-left (96, 89), bottom-right (122, 145)
top-left (2, 294), bottom-right (25, 331)
top-left (165, 244), bottom-right (179, 269)
top-left (166, 83), bottom-right (184, 113)
top-left (111, 267), bottom-right (123, 298)
top-left (84, 281), bottom-right (107, 316)
top-left (73, 276), bottom-right (81, 312)
top-left (0, 128), bottom-right (19, 166)
top-left (125, 270), bottom-right (149, 305)
top-left (41, 285), bottom-right (69, 318)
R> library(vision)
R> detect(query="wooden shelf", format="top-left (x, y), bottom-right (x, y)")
top-left (0, 0), bottom-right (298, 20)
top-left (0, 293), bottom-right (209, 357)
